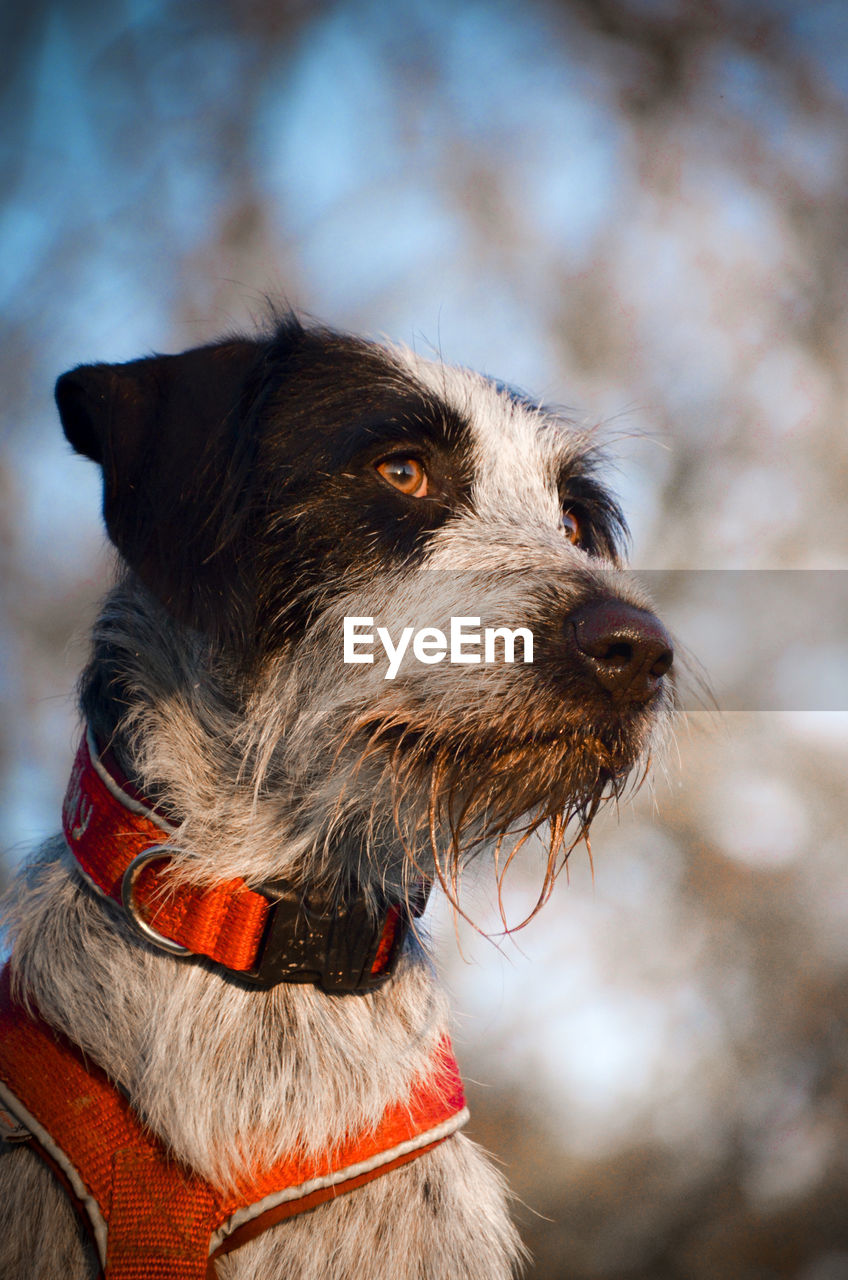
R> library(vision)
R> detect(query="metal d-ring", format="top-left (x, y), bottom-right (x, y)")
top-left (121, 847), bottom-right (193, 957)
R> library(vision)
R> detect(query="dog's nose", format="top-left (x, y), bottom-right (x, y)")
top-left (568, 600), bottom-right (673, 702)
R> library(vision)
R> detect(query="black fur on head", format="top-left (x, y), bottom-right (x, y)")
top-left (56, 316), bottom-right (479, 654)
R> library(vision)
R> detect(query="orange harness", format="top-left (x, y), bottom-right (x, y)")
top-left (0, 969), bottom-right (467, 1277)
top-left (0, 737), bottom-right (469, 1277)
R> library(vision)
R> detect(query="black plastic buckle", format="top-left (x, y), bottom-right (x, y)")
top-left (234, 880), bottom-right (417, 994)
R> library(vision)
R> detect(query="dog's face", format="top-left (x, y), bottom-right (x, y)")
top-left (56, 317), bottom-right (672, 908)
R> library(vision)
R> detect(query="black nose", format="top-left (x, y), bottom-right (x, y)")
top-left (568, 600), bottom-right (673, 702)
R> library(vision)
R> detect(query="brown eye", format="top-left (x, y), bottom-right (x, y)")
top-left (562, 508), bottom-right (582, 545)
top-left (376, 457), bottom-right (428, 497)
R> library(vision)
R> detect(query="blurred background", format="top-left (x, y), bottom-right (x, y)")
top-left (3, 1), bottom-right (848, 1275)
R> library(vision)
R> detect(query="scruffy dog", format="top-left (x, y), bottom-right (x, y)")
top-left (0, 316), bottom-right (673, 1279)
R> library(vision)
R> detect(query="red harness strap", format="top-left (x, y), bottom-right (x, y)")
top-left (0, 966), bottom-right (469, 1279)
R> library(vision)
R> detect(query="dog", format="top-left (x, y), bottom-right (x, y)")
top-left (0, 314), bottom-right (673, 1279)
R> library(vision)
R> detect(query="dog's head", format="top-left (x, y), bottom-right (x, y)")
top-left (57, 316), bottom-right (673, 915)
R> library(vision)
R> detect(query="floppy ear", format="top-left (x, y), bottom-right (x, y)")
top-left (55, 339), bottom-right (263, 642)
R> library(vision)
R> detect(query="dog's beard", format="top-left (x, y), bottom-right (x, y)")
top-left (329, 705), bottom-right (659, 932)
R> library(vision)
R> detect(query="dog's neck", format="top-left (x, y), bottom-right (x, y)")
top-left (62, 728), bottom-right (429, 994)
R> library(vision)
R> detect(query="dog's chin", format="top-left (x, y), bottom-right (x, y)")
top-left (384, 704), bottom-right (656, 782)
top-left (351, 693), bottom-right (656, 782)
top-left (360, 729), bottom-right (641, 932)
top-left (358, 717), bottom-right (650, 855)
top-left (335, 685), bottom-right (666, 905)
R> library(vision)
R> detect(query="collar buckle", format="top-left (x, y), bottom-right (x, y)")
top-left (237, 880), bottom-right (417, 994)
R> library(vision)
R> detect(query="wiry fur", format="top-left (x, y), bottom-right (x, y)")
top-left (0, 315), bottom-right (673, 1278)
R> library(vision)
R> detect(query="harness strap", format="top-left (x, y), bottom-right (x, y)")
top-left (0, 965), bottom-right (469, 1279)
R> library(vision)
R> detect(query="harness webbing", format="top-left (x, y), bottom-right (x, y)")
top-left (0, 965), bottom-right (469, 1279)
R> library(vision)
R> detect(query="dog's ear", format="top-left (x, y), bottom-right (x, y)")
top-left (55, 340), bottom-right (263, 643)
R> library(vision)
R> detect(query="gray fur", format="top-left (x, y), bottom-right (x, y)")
top-left (0, 1139), bottom-right (99, 1279)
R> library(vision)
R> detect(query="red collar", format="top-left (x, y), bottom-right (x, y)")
top-left (62, 731), bottom-right (424, 991)
top-left (0, 965), bottom-right (468, 1278)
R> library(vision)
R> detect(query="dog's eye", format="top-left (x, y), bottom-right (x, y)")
top-left (562, 509), bottom-right (582, 545)
top-left (376, 457), bottom-right (429, 498)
